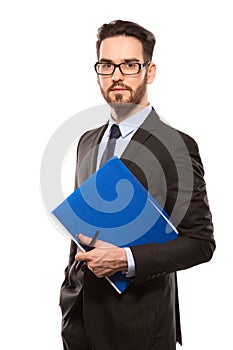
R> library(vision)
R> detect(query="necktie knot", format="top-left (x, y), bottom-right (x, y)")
top-left (109, 124), bottom-right (121, 140)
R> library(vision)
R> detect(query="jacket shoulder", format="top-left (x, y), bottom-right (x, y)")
top-left (157, 116), bottom-right (200, 154)
top-left (78, 123), bottom-right (107, 145)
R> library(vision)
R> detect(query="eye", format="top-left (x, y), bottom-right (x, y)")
top-left (101, 63), bottom-right (113, 69)
top-left (125, 62), bottom-right (137, 69)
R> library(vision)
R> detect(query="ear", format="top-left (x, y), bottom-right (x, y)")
top-left (147, 62), bottom-right (156, 84)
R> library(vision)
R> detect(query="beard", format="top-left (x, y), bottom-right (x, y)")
top-left (100, 74), bottom-right (148, 119)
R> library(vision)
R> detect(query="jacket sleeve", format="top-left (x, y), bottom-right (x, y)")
top-left (130, 134), bottom-right (215, 285)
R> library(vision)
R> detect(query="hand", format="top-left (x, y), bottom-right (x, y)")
top-left (75, 233), bottom-right (128, 278)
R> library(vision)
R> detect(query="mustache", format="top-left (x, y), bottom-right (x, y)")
top-left (107, 82), bottom-right (132, 93)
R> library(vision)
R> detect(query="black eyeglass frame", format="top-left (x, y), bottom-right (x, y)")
top-left (94, 61), bottom-right (150, 76)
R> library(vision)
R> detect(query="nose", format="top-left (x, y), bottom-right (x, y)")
top-left (112, 66), bottom-right (124, 81)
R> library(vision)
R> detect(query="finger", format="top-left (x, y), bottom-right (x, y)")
top-left (77, 233), bottom-right (93, 246)
top-left (75, 251), bottom-right (88, 262)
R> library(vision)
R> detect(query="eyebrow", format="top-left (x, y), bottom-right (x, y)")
top-left (99, 58), bottom-right (140, 63)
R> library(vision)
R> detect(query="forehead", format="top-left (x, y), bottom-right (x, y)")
top-left (98, 35), bottom-right (144, 62)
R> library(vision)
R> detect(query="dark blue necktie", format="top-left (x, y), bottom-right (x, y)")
top-left (99, 124), bottom-right (121, 167)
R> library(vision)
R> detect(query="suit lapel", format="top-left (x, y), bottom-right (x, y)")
top-left (88, 123), bottom-right (108, 176)
top-left (121, 109), bottom-right (160, 167)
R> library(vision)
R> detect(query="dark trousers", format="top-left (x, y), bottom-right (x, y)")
top-left (61, 292), bottom-right (93, 350)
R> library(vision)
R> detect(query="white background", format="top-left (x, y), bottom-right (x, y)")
top-left (1, 1), bottom-right (232, 349)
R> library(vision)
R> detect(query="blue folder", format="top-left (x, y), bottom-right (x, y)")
top-left (52, 157), bottom-right (178, 293)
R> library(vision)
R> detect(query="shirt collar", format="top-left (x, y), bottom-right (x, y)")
top-left (108, 104), bottom-right (152, 138)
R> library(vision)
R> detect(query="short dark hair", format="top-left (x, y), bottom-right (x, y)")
top-left (96, 20), bottom-right (156, 62)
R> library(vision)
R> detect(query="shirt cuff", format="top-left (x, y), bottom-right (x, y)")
top-left (124, 247), bottom-right (135, 278)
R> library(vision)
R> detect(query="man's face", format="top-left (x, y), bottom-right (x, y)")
top-left (97, 35), bottom-right (155, 110)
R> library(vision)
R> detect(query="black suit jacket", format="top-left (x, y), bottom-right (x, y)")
top-left (60, 109), bottom-right (215, 350)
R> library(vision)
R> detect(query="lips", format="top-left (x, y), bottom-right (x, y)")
top-left (110, 85), bottom-right (129, 92)
top-left (111, 88), bottom-right (127, 92)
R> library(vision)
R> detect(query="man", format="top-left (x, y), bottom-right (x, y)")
top-left (60, 20), bottom-right (215, 350)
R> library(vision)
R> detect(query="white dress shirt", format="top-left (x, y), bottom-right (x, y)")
top-left (96, 104), bottom-right (152, 277)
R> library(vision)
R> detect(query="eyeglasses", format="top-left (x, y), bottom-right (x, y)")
top-left (94, 61), bottom-right (150, 76)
